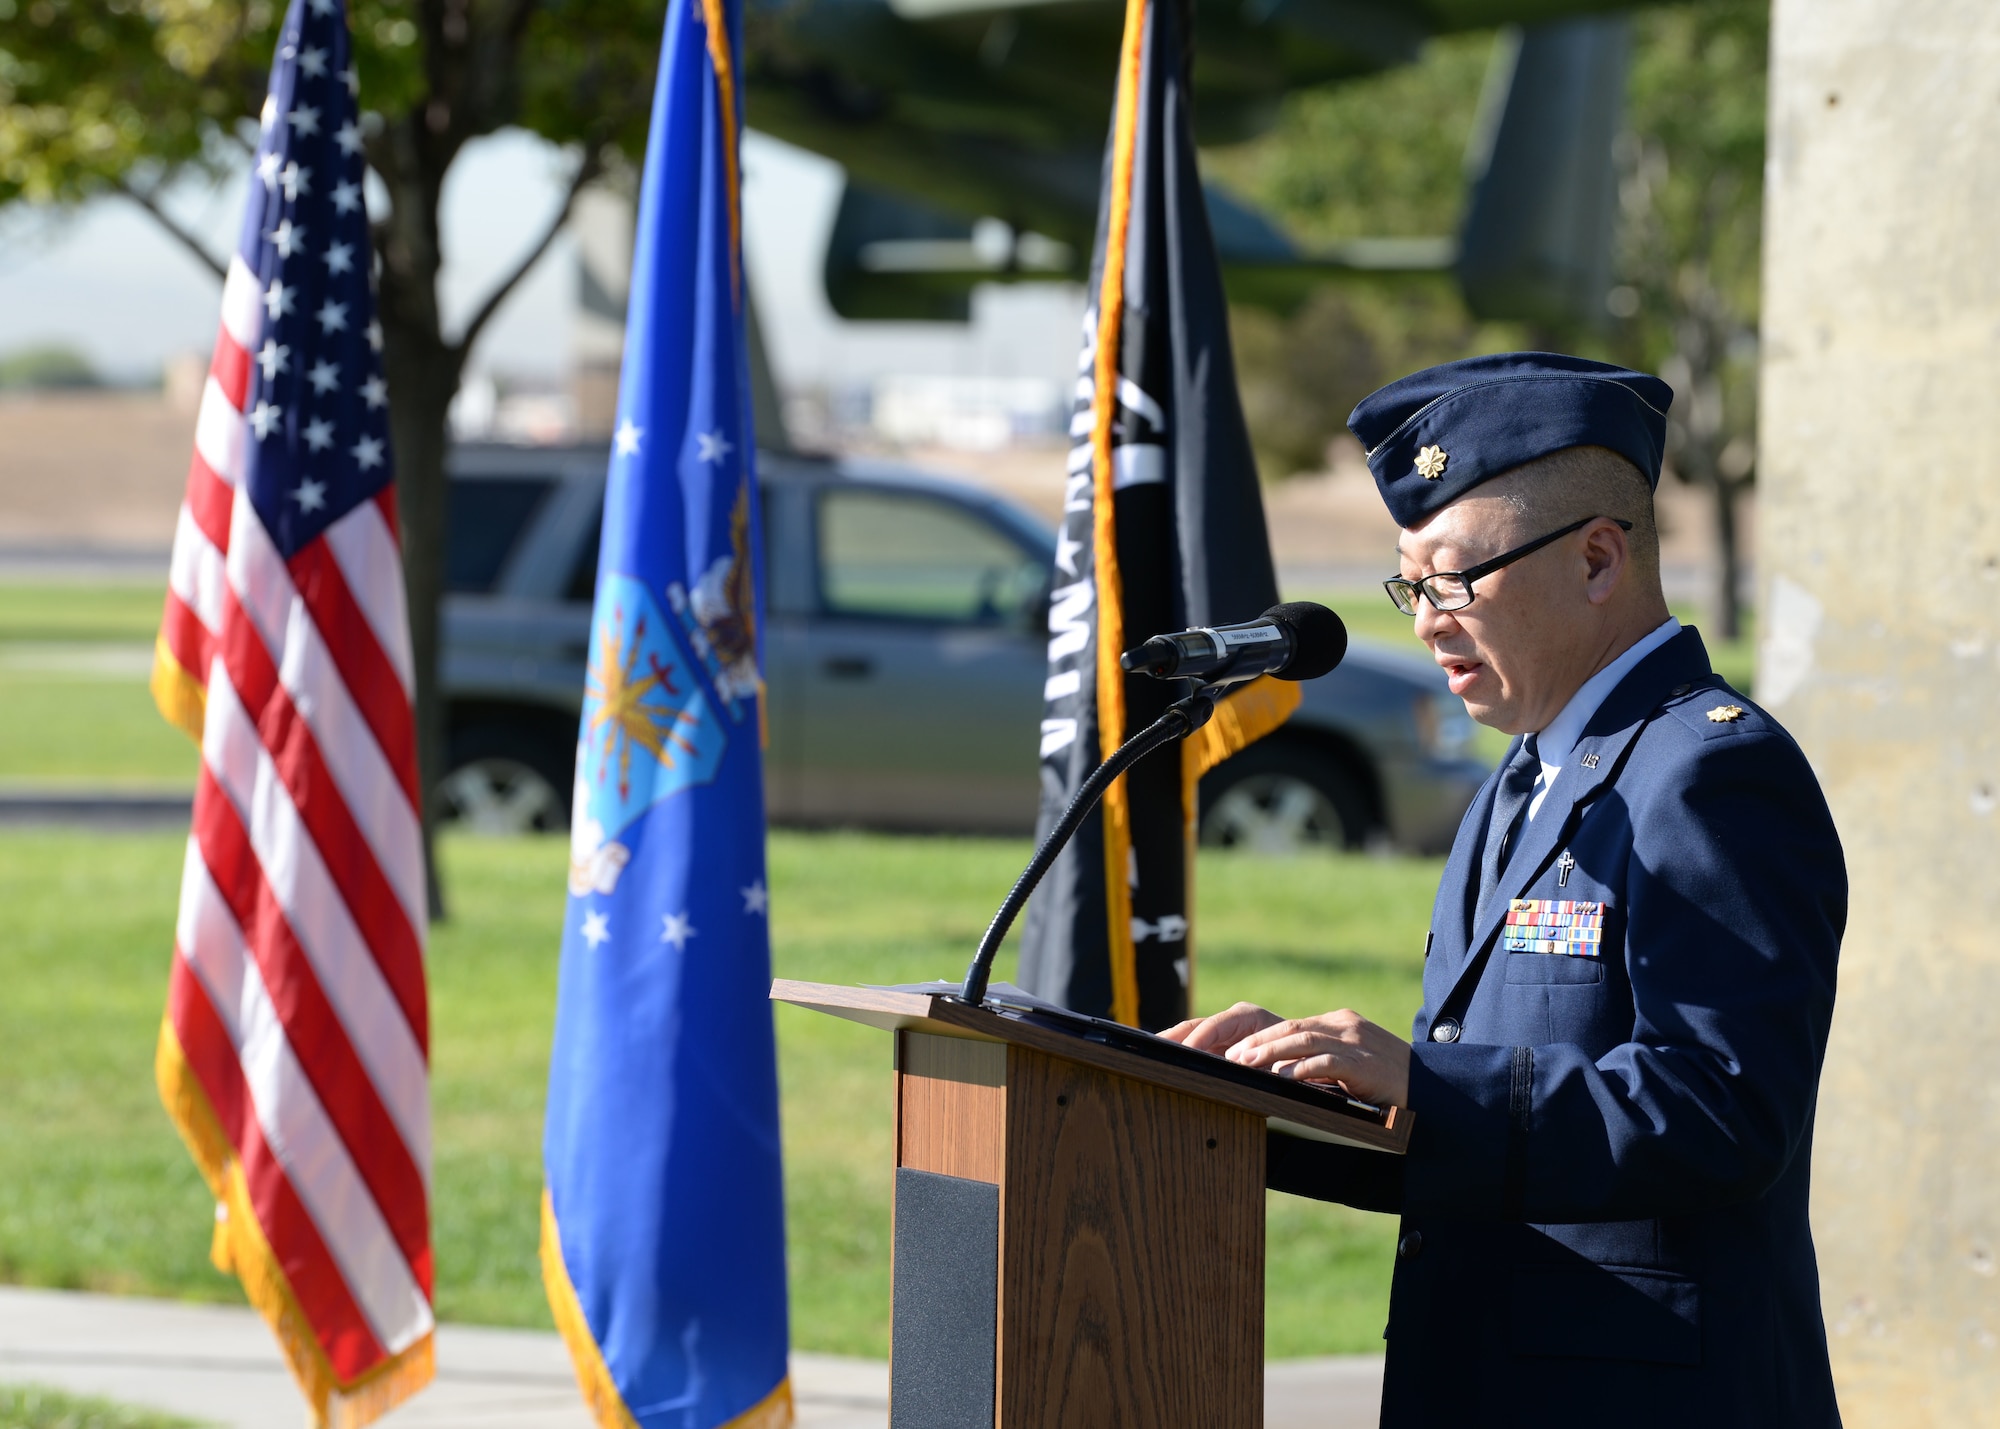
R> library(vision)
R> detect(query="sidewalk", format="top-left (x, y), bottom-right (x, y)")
top-left (0, 1286), bottom-right (1383, 1427)
top-left (0, 790), bottom-right (193, 829)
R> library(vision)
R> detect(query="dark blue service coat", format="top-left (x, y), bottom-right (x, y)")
top-left (1270, 628), bottom-right (1846, 1427)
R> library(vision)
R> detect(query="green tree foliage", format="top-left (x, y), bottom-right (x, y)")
top-left (0, 1), bottom-right (661, 206)
top-left (0, 0), bottom-right (267, 207)
top-left (0, 0), bottom-right (672, 911)
top-left (1610, 0), bottom-right (1766, 636)
top-left (1207, 32), bottom-right (1495, 247)
top-left (0, 344), bottom-right (103, 389)
top-left (1207, 33), bottom-right (1530, 479)
top-left (1209, 1), bottom-right (1770, 636)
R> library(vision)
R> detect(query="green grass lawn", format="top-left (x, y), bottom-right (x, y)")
top-left (0, 584), bottom-right (168, 644)
top-left (0, 679), bottom-right (199, 789)
top-left (0, 583), bottom-right (196, 789)
top-left (0, 828), bottom-right (1435, 1359)
top-left (0, 1385), bottom-right (207, 1429)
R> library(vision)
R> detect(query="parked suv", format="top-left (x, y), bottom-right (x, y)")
top-left (439, 443), bottom-right (1488, 852)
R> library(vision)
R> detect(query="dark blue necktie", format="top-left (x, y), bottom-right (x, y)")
top-left (1479, 733), bottom-right (1541, 915)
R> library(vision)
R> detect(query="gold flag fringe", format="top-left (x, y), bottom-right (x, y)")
top-left (156, 1017), bottom-right (435, 1428)
top-left (150, 635), bottom-right (207, 743)
top-left (1086, 0), bottom-right (1152, 1029)
top-left (325, 1338), bottom-right (436, 1429)
top-left (540, 1190), bottom-right (643, 1429)
top-left (1177, 675), bottom-right (1304, 1005)
top-left (541, 1190), bottom-right (794, 1429)
top-left (695, 0), bottom-right (745, 302)
top-left (1182, 675), bottom-right (1302, 785)
top-left (727, 1377), bottom-right (797, 1429)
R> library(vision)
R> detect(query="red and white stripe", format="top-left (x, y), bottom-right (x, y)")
top-left (159, 252), bottom-right (433, 1384)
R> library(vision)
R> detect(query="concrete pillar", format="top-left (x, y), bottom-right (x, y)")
top-left (1760, 3), bottom-right (2000, 1421)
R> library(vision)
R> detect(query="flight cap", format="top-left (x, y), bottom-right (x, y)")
top-left (1347, 352), bottom-right (1674, 528)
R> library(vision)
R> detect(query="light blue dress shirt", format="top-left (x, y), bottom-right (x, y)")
top-left (1526, 616), bottom-right (1682, 820)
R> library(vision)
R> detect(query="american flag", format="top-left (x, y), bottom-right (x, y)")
top-left (149, 0), bottom-right (434, 1422)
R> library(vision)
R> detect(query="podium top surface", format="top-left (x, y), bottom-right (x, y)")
top-left (771, 978), bottom-right (1409, 1155)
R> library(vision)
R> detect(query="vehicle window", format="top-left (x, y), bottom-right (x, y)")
top-left (818, 488), bottom-right (1045, 625)
top-left (566, 493), bottom-right (768, 606)
top-left (447, 477), bottom-right (554, 593)
top-left (566, 501), bottom-right (601, 604)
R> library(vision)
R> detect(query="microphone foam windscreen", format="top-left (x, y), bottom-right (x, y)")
top-left (1265, 601), bottom-right (1347, 681)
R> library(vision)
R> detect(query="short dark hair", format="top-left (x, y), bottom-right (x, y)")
top-left (1489, 444), bottom-right (1660, 583)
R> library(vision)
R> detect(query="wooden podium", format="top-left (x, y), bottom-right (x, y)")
top-left (772, 980), bottom-right (1410, 1429)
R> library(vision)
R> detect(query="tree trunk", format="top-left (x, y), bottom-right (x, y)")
top-left (375, 118), bottom-right (461, 922)
top-left (1710, 472), bottom-right (1743, 643)
top-left (381, 319), bottom-right (462, 921)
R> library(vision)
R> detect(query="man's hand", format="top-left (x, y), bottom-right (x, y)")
top-left (1161, 1001), bottom-right (1412, 1108)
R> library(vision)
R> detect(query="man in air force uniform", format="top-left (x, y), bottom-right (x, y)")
top-left (1165, 353), bottom-right (1847, 1427)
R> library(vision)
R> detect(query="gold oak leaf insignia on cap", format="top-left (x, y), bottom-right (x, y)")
top-left (1415, 445), bottom-right (1449, 480)
top-left (1706, 704), bottom-right (1746, 723)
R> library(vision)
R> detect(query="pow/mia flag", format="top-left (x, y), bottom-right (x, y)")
top-left (1019, 0), bottom-right (1298, 1030)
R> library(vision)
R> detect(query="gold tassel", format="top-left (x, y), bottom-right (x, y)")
top-left (149, 636), bottom-right (207, 743)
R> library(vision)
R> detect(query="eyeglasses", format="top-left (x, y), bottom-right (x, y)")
top-left (1383, 515), bottom-right (1634, 616)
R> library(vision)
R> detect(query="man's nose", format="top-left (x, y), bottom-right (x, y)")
top-left (1414, 596), bottom-right (1457, 645)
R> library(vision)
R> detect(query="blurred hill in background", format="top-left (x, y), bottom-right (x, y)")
top-left (0, 359), bottom-right (198, 556)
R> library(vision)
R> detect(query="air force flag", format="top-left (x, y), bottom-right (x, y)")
top-left (539, 0), bottom-right (791, 1422)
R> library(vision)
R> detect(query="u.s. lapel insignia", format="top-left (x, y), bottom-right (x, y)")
top-left (1415, 444), bottom-right (1449, 480)
top-left (1578, 751), bottom-right (1600, 770)
top-left (1706, 703), bottom-right (1746, 723)
top-left (1555, 850), bottom-right (1576, 887)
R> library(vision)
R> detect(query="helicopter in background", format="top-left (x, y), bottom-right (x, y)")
top-left (736, 0), bottom-right (1644, 329)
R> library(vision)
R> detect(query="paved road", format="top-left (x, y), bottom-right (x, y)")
top-left (0, 1286), bottom-right (1383, 1427)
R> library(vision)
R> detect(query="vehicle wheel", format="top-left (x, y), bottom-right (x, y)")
top-left (439, 725), bottom-right (573, 835)
top-left (1198, 739), bottom-right (1373, 853)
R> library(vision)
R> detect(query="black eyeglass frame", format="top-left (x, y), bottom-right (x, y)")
top-left (1383, 515), bottom-right (1635, 616)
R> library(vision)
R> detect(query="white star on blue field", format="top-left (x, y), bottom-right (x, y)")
top-left (660, 912), bottom-right (697, 951)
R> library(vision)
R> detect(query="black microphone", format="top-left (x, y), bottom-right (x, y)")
top-left (960, 602), bottom-right (1345, 1010)
top-left (1119, 602), bottom-right (1347, 685)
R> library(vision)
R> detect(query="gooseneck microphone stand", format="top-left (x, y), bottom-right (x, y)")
top-left (957, 681), bottom-right (1225, 1009)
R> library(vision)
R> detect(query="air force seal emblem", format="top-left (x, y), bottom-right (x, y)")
top-left (568, 573), bottom-right (727, 895)
top-left (666, 479), bottom-right (760, 719)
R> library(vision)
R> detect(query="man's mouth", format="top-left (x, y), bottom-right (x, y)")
top-left (1440, 658), bottom-right (1483, 696)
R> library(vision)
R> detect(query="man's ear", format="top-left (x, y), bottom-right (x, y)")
top-left (1582, 519), bottom-right (1628, 605)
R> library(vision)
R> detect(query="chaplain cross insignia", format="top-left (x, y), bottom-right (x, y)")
top-left (1556, 850), bottom-right (1576, 887)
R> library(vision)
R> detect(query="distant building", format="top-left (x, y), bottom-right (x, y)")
top-left (869, 374), bottom-right (1065, 451)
